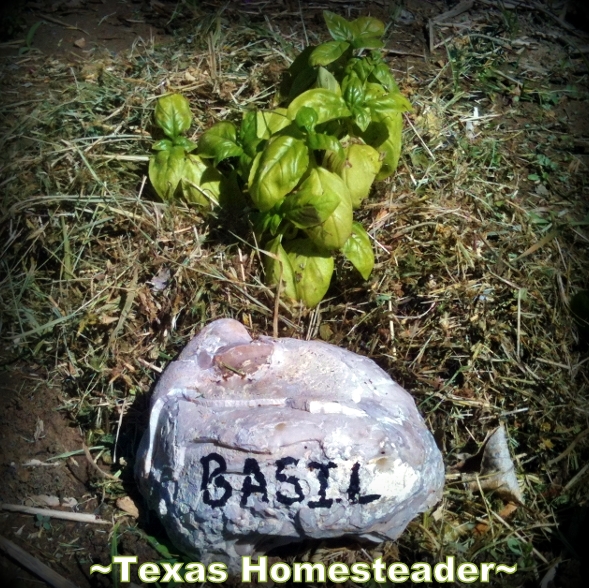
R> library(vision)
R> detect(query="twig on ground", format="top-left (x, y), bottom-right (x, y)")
top-left (0, 535), bottom-right (81, 588)
top-left (1, 504), bottom-right (110, 525)
top-left (82, 444), bottom-right (120, 481)
top-left (547, 427), bottom-right (589, 466)
top-left (39, 13), bottom-right (90, 36)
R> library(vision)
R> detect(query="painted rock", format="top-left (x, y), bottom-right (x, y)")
top-left (135, 319), bottom-right (444, 569)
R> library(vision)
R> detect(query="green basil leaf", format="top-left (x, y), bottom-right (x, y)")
top-left (304, 168), bottom-right (353, 250)
top-left (351, 36), bottom-right (384, 50)
top-left (367, 92), bottom-right (413, 114)
top-left (240, 110), bottom-right (261, 157)
top-left (287, 66), bottom-right (318, 101)
top-left (212, 142), bottom-right (243, 165)
top-left (216, 170), bottom-right (246, 211)
top-left (307, 133), bottom-right (344, 158)
top-left (284, 238), bottom-right (335, 307)
top-left (287, 89), bottom-right (351, 126)
top-left (349, 16), bottom-right (385, 50)
top-left (152, 139), bottom-right (173, 152)
top-left (370, 63), bottom-right (399, 92)
top-left (378, 111), bottom-right (404, 179)
top-left (342, 221), bottom-right (375, 280)
top-left (309, 41), bottom-right (351, 67)
top-left (323, 10), bottom-right (355, 42)
top-left (238, 151), bottom-right (254, 182)
top-left (252, 210), bottom-right (284, 237)
top-left (281, 46), bottom-right (317, 101)
top-left (342, 72), bottom-right (366, 108)
top-left (148, 146), bottom-right (186, 201)
top-left (348, 56), bottom-right (374, 82)
top-left (251, 210), bottom-right (268, 234)
top-left (181, 153), bottom-right (223, 207)
top-left (248, 135), bottom-right (309, 212)
top-left (256, 108), bottom-right (291, 140)
top-left (154, 94), bottom-right (192, 139)
top-left (198, 121), bottom-right (243, 165)
top-left (264, 237), bottom-right (298, 302)
top-left (285, 46), bottom-right (316, 79)
top-left (357, 119), bottom-right (388, 145)
top-left (295, 106), bottom-right (318, 132)
top-left (316, 66), bottom-right (341, 95)
top-left (365, 82), bottom-right (387, 101)
top-left (315, 118), bottom-right (347, 139)
top-left (203, 121), bottom-right (237, 142)
top-left (352, 106), bottom-right (372, 132)
top-left (362, 110), bottom-right (403, 180)
top-left (269, 213), bottom-right (283, 236)
top-left (351, 16), bottom-right (385, 39)
top-left (325, 143), bottom-right (381, 208)
top-left (172, 136), bottom-right (198, 152)
top-left (280, 168), bottom-right (340, 228)
top-left (322, 142), bottom-right (345, 173)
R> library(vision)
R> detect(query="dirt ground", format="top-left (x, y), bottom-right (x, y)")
top-left (0, 4), bottom-right (184, 586)
top-left (1, 0), bottom-right (588, 587)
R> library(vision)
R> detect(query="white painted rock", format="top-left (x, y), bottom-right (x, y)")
top-left (135, 319), bottom-right (444, 569)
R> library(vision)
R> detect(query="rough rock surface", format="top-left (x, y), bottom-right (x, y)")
top-left (136, 319), bottom-right (444, 569)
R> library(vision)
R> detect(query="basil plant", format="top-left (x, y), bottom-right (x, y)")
top-left (148, 11), bottom-right (412, 307)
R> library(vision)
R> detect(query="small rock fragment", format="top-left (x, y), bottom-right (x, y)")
top-left (116, 496), bottom-right (140, 519)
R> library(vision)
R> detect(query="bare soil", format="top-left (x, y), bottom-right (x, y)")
top-left (0, 2), bottom-right (173, 582)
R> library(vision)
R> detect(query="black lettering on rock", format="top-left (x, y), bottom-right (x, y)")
top-left (240, 458), bottom-right (269, 507)
top-left (200, 453), bottom-right (232, 508)
top-left (308, 461), bottom-right (337, 508)
top-left (275, 457), bottom-right (305, 505)
top-left (347, 462), bottom-right (381, 505)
